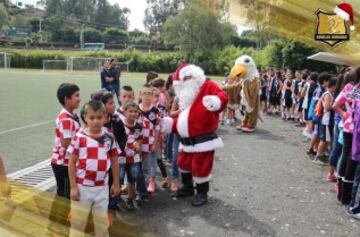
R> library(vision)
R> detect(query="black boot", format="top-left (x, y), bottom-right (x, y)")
top-left (337, 178), bottom-right (343, 202)
top-left (176, 173), bottom-right (194, 197)
top-left (341, 180), bottom-right (353, 205)
top-left (192, 182), bottom-right (209, 207)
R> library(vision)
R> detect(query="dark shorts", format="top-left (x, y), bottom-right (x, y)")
top-left (319, 123), bottom-right (333, 142)
top-left (304, 109), bottom-right (309, 121)
top-left (269, 95), bottom-right (277, 105)
top-left (120, 163), bottom-right (141, 184)
top-left (260, 94), bottom-right (267, 102)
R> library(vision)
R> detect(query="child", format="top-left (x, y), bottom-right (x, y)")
top-left (292, 70), bottom-right (302, 122)
top-left (118, 86), bottom-right (136, 120)
top-left (225, 76), bottom-right (241, 126)
top-left (283, 70), bottom-right (293, 120)
top-left (138, 84), bottom-right (161, 193)
top-left (268, 71), bottom-right (282, 115)
top-left (302, 72), bottom-right (319, 140)
top-left (333, 66), bottom-right (360, 206)
top-left (152, 87), bottom-right (170, 188)
top-left (51, 83), bottom-right (81, 198)
top-left (67, 100), bottom-right (120, 237)
top-left (296, 71), bottom-right (308, 127)
top-left (146, 71), bottom-right (159, 84)
top-left (169, 98), bottom-right (181, 194)
top-left (91, 89), bottom-right (126, 224)
top-left (119, 101), bottom-right (143, 210)
top-left (307, 73), bottom-right (331, 158)
top-left (260, 74), bottom-right (268, 113)
top-left (313, 77), bottom-right (337, 164)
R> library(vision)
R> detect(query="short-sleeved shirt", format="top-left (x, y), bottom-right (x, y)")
top-left (51, 109), bottom-right (81, 166)
top-left (66, 128), bottom-right (120, 187)
top-left (138, 105), bottom-right (161, 153)
top-left (119, 122), bottom-right (143, 165)
top-left (335, 83), bottom-right (360, 133)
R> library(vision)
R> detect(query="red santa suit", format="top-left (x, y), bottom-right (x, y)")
top-left (171, 64), bottom-right (228, 185)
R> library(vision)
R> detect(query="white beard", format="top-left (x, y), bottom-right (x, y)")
top-left (174, 78), bottom-right (204, 110)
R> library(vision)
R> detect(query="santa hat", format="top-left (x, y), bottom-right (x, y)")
top-left (334, 2), bottom-right (355, 31)
top-left (172, 64), bottom-right (206, 82)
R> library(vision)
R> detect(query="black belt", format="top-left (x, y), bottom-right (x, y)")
top-left (180, 132), bottom-right (218, 146)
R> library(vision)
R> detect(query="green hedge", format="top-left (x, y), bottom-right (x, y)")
top-left (4, 48), bottom-right (184, 73)
top-left (2, 44), bottom-right (335, 75)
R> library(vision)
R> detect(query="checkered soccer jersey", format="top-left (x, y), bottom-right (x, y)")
top-left (66, 129), bottom-right (120, 187)
top-left (119, 122), bottom-right (143, 165)
top-left (139, 105), bottom-right (161, 153)
top-left (51, 109), bottom-right (81, 166)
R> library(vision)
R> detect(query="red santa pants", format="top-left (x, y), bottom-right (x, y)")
top-left (177, 150), bottom-right (215, 184)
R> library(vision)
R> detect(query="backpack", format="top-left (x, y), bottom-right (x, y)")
top-left (352, 102), bottom-right (360, 161)
top-left (312, 96), bottom-right (324, 123)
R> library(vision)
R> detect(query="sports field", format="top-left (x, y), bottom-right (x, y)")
top-left (0, 69), bottom-right (222, 173)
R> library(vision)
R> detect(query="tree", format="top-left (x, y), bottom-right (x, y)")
top-left (103, 27), bottom-right (129, 44)
top-left (0, 3), bottom-right (9, 31)
top-left (144, 0), bottom-right (185, 32)
top-left (162, 0), bottom-right (237, 62)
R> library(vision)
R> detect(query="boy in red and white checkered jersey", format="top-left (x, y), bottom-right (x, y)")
top-left (119, 101), bottom-right (143, 210)
top-left (51, 83), bottom-right (81, 199)
top-left (138, 84), bottom-right (161, 193)
top-left (67, 100), bottom-right (120, 237)
top-left (117, 85), bottom-right (136, 121)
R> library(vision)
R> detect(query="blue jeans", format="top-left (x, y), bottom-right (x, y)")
top-left (120, 163), bottom-right (141, 184)
top-left (136, 162), bottom-right (148, 197)
top-left (108, 167), bottom-right (119, 211)
top-left (142, 152), bottom-right (158, 178)
top-left (329, 123), bottom-right (343, 167)
top-left (349, 162), bottom-right (360, 214)
top-left (172, 134), bottom-right (180, 178)
top-left (103, 83), bottom-right (120, 104)
top-left (165, 134), bottom-right (174, 162)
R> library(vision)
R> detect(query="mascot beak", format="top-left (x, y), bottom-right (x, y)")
top-left (229, 65), bottom-right (248, 80)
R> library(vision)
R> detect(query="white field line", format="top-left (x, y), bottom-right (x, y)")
top-left (0, 120), bottom-right (53, 135)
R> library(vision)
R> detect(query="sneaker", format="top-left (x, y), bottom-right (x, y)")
top-left (161, 177), bottom-right (170, 188)
top-left (125, 199), bottom-right (135, 211)
top-left (312, 156), bottom-right (327, 165)
top-left (302, 130), bottom-right (312, 138)
top-left (230, 118), bottom-right (237, 126)
top-left (220, 120), bottom-right (225, 125)
top-left (226, 119), bottom-right (231, 125)
top-left (347, 209), bottom-right (360, 220)
top-left (306, 149), bottom-right (316, 157)
top-left (120, 184), bottom-right (128, 195)
top-left (327, 173), bottom-right (337, 182)
top-left (135, 195), bottom-right (149, 205)
top-left (147, 178), bottom-right (156, 193)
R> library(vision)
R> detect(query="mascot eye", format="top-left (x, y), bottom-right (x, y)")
top-left (244, 58), bottom-right (250, 63)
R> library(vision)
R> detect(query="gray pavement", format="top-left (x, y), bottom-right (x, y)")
top-left (115, 114), bottom-right (360, 237)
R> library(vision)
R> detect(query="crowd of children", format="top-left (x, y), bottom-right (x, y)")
top-left (50, 71), bottom-right (184, 236)
top-left (221, 66), bottom-right (360, 221)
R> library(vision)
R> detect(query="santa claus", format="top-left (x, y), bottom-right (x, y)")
top-left (164, 64), bottom-right (228, 206)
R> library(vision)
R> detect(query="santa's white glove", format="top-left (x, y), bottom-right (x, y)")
top-left (202, 95), bottom-right (221, 112)
top-left (161, 116), bottom-right (174, 134)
